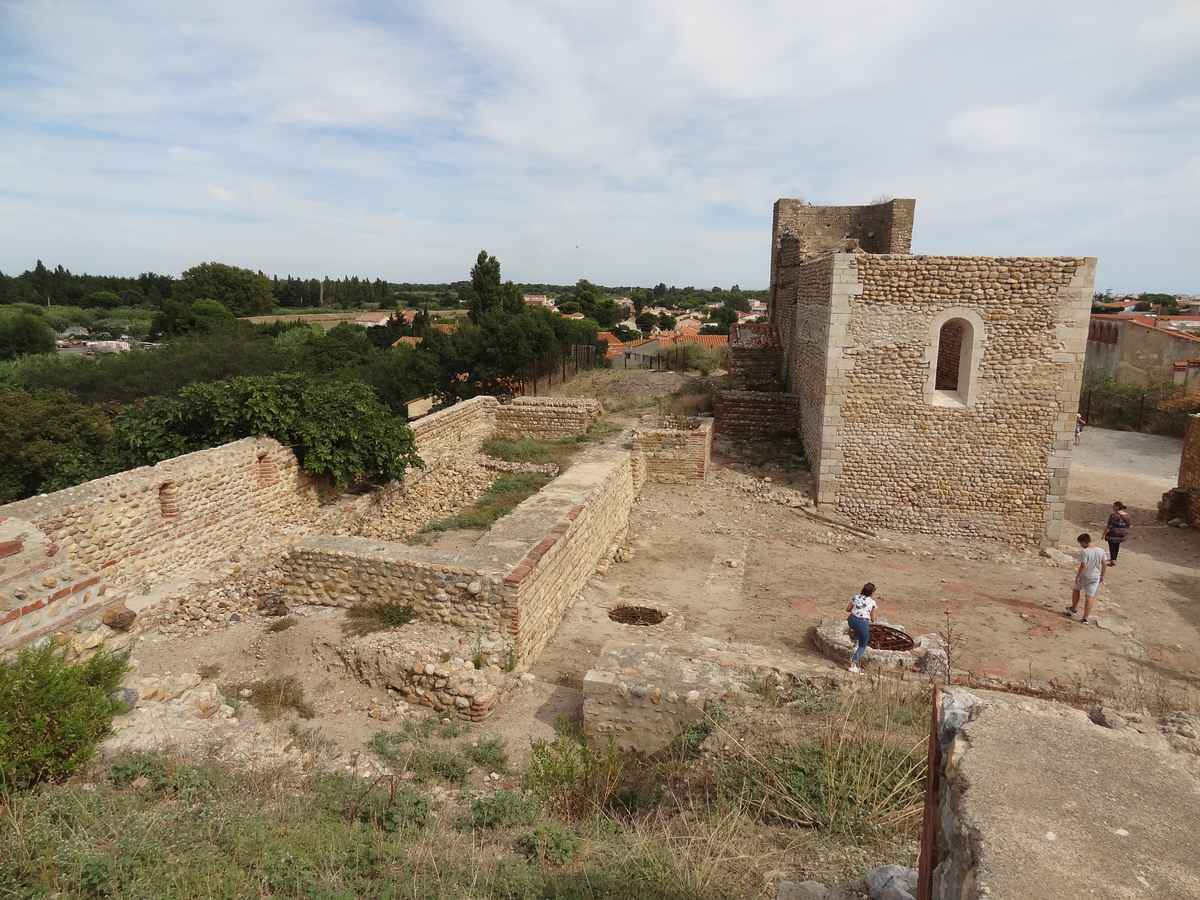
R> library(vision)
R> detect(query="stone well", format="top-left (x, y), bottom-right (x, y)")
top-left (813, 619), bottom-right (947, 676)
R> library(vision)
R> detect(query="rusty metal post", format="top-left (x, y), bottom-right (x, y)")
top-left (917, 683), bottom-right (944, 900)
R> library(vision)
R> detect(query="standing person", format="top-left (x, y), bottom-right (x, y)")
top-left (1074, 414), bottom-right (1086, 446)
top-left (1065, 533), bottom-right (1108, 624)
top-left (845, 583), bottom-right (877, 674)
top-left (1102, 501), bottom-right (1131, 566)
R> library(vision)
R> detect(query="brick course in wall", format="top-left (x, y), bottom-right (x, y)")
top-left (493, 397), bottom-right (602, 439)
top-left (785, 252), bottom-right (1096, 545)
top-left (713, 391), bottom-right (800, 440)
top-left (631, 417), bottom-right (713, 484)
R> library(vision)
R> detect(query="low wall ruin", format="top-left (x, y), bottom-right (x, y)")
top-left (631, 416), bottom-right (713, 484)
top-left (493, 397), bottom-right (602, 440)
top-left (713, 390), bottom-right (799, 439)
top-left (1178, 414), bottom-right (1200, 525)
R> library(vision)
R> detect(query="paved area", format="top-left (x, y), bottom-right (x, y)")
top-left (1073, 426), bottom-right (1184, 483)
top-left (946, 689), bottom-right (1200, 899)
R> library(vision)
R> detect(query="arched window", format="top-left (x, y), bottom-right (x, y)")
top-left (925, 309), bottom-right (984, 408)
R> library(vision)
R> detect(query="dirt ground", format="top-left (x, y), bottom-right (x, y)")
top-left (126, 368), bottom-right (1200, 774)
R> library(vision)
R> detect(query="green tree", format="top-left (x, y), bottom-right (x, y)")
top-left (111, 374), bottom-right (420, 487)
top-left (706, 306), bottom-right (737, 334)
top-left (592, 298), bottom-right (621, 327)
top-left (85, 290), bottom-right (123, 309)
top-left (635, 311), bottom-right (657, 333)
top-left (175, 262), bottom-right (274, 316)
top-left (0, 388), bottom-right (112, 502)
top-left (467, 251), bottom-right (503, 324)
top-left (0, 312), bottom-right (56, 359)
top-left (657, 313), bottom-right (677, 331)
top-left (556, 300), bottom-right (581, 315)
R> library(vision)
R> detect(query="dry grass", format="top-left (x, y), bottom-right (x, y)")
top-left (219, 675), bottom-right (315, 721)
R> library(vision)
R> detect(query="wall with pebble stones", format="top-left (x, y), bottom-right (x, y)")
top-left (493, 396), bottom-right (602, 439)
top-left (1179, 415), bottom-right (1200, 525)
top-left (788, 252), bottom-right (1096, 545)
top-left (409, 395), bottom-right (498, 463)
top-left (768, 198), bottom-right (914, 309)
top-left (276, 537), bottom-right (506, 631)
top-left (631, 417), bottom-right (713, 483)
top-left (0, 437), bottom-right (322, 591)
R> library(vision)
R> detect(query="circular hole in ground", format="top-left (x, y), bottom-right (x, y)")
top-left (868, 624), bottom-right (915, 651)
top-left (609, 605), bottom-right (667, 627)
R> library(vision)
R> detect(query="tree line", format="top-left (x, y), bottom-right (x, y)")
top-left (0, 251), bottom-right (603, 504)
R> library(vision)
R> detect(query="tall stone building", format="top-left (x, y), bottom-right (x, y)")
top-left (764, 198), bottom-right (1095, 545)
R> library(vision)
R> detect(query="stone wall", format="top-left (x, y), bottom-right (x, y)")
top-left (631, 417), bottom-right (713, 483)
top-left (409, 395), bottom-right (498, 462)
top-left (1179, 415), bottom-right (1200, 525)
top-left (768, 198), bottom-right (915, 309)
top-left (493, 397), bottom-right (602, 440)
top-left (496, 446), bottom-right (640, 667)
top-left (0, 437), bottom-right (321, 590)
top-left (1082, 318), bottom-right (1200, 387)
top-left (713, 391), bottom-right (800, 440)
top-left (786, 253), bottom-right (1095, 545)
top-left (275, 537), bottom-right (505, 632)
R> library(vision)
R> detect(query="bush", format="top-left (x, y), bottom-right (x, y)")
top-left (524, 730), bottom-right (626, 821)
top-left (342, 601), bottom-right (416, 636)
top-left (518, 822), bottom-right (580, 865)
top-left (352, 785), bottom-right (430, 833)
top-left (0, 311), bottom-right (56, 360)
top-left (467, 790), bottom-right (540, 829)
top-left (0, 387), bottom-right (113, 503)
top-left (465, 737), bottom-right (510, 773)
top-left (0, 646), bottom-right (128, 792)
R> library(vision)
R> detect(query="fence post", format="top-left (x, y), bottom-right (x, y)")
top-left (1137, 394), bottom-right (1145, 432)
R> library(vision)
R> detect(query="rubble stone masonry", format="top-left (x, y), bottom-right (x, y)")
top-left (785, 253), bottom-right (1095, 545)
top-left (631, 417), bottom-right (713, 483)
top-left (493, 397), bottom-right (602, 440)
top-left (1179, 415), bottom-right (1200, 525)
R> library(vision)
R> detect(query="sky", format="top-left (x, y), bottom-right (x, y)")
top-left (1, 1), bottom-right (1198, 293)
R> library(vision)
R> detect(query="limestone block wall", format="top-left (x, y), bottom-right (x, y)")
top-left (713, 391), bottom-right (800, 439)
top-left (410, 395), bottom-right (498, 463)
top-left (1179, 415), bottom-right (1200, 525)
top-left (631, 418), bottom-right (712, 483)
top-left (276, 538), bottom-right (505, 632)
top-left (496, 447), bottom-right (638, 667)
top-left (0, 437), bottom-right (320, 589)
top-left (493, 397), bottom-right (602, 439)
top-left (779, 254), bottom-right (837, 459)
top-left (769, 198), bottom-right (915, 309)
top-left (786, 253), bottom-right (1096, 545)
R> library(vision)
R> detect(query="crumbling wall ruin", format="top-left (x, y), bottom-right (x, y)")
top-left (630, 417), bottom-right (712, 483)
top-left (1177, 414), bottom-right (1200, 525)
top-left (493, 396), bottom-right (602, 439)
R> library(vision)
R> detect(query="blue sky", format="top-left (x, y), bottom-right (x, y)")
top-left (1, 1), bottom-right (1197, 292)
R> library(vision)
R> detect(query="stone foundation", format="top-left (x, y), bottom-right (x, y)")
top-left (713, 390), bottom-right (800, 439)
top-left (493, 396), bottom-right (602, 439)
top-left (813, 619), bottom-right (947, 676)
top-left (631, 416), bottom-right (713, 484)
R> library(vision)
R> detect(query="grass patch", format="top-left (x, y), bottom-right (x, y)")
top-left (368, 729), bottom-right (470, 783)
top-left (518, 822), bottom-right (580, 866)
top-left (265, 616), bottom-right (299, 633)
top-left (465, 737), bottom-right (510, 773)
top-left (288, 723), bottom-right (337, 756)
top-left (524, 727), bottom-right (627, 822)
top-left (481, 436), bottom-right (578, 469)
top-left (219, 675), bottom-right (315, 721)
top-left (0, 645), bottom-right (128, 792)
top-left (343, 601), bottom-right (416, 637)
top-left (423, 473), bottom-right (551, 533)
top-left (466, 790), bottom-right (540, 829)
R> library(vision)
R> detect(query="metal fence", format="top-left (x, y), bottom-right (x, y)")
top-left (509, 344), bottom-right (599, 396)
top-left (1080, 383), bottom-right (1190, 436)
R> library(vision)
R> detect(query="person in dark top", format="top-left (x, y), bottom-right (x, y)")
top-left (1102, 501), bottom-right (1130, 566)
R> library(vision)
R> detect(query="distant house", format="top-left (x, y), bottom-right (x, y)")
top-left (352, 311), bottom-right (394, 327)
top-left (432, 323), bottom-right (457, 334)
top-left (522, 294), bottom-right (555, 309)
top-left (1086, 314), bottom-right (1200, 387)
top-left (561, 312), bottom-right (586, 320)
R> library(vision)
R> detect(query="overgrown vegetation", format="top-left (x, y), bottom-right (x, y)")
top-left (482, 435), bottom-right (581, 470)
top-left (465, 737), bottom-right (511, 773)
top-left (343, 601), bottom-right (417, 636)
top-left (423, 473), bottom-right (552, 533)
top-left (219, 675), bottom-right (315, 721)
top-left (265, 616), bottom-right (299, 633)
top-left (0, 646), bottom-right (129, 792)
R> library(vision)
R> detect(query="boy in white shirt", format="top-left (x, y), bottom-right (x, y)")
top-left (1065, 532), bottom-right (1108, 624)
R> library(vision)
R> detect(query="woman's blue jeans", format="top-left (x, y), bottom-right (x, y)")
top-left (848, 615), bottom-right (870, 663)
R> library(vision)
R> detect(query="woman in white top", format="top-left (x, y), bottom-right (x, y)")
top-left (845, 583), bottom-right (877, 674)
top-left (1066, 532), bottom-right (1107, 624)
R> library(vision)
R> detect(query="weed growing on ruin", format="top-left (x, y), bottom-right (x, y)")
top-left (482, 436), bottom-right (578, 469)
top-left (220, 675), bottom-right (314, 721)
top-left (466, 737), bottom-right (509, 772)
top-left (288, 723), bottom-right (336, 756)
top-left (518, 822), bottom-right (580, 865)
top-left (437, 719), bottom-right (464, 739)
top-left (408, 749), bottom-right (470, 783)
top-left (265, 615), bottom-right (298, 633)
top-left (0, 645), bottom-right (128, 792)
top-left (465, 789), bottom-right (540, 829)
top-left (342, 601), bottom-right (415, 636)
top-left (197, 663), bottom-right (222, 680)
top-left (524, 727), bottom-right (627, 821)
top-left (423, 473), bottom-right (551, 532)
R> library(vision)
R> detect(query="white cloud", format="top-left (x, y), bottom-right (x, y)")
top-left (0, 0), bottom-right (1197, 291)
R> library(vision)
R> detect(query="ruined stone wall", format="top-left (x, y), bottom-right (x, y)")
top-left (498, 447), bottom-right (638, 667)
top-left (0, 437), bottom-right (320, 589)
top-left (631, 418), bottom-right (712, 483)
top-left (789, 253), bottom-right (1095, 544)
top-left (712, 391), bottom-right (799, 439)
top-left (1179, 415), bottom-right (1200, 525)
top-left (276, 537), bottom-right (505, 631)
top-left (409, 395), bottom-right (498, 463)
top-left (768, 198), bottom-right (915, 310)
top-left (493, 397), bottom-right (602, 440)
